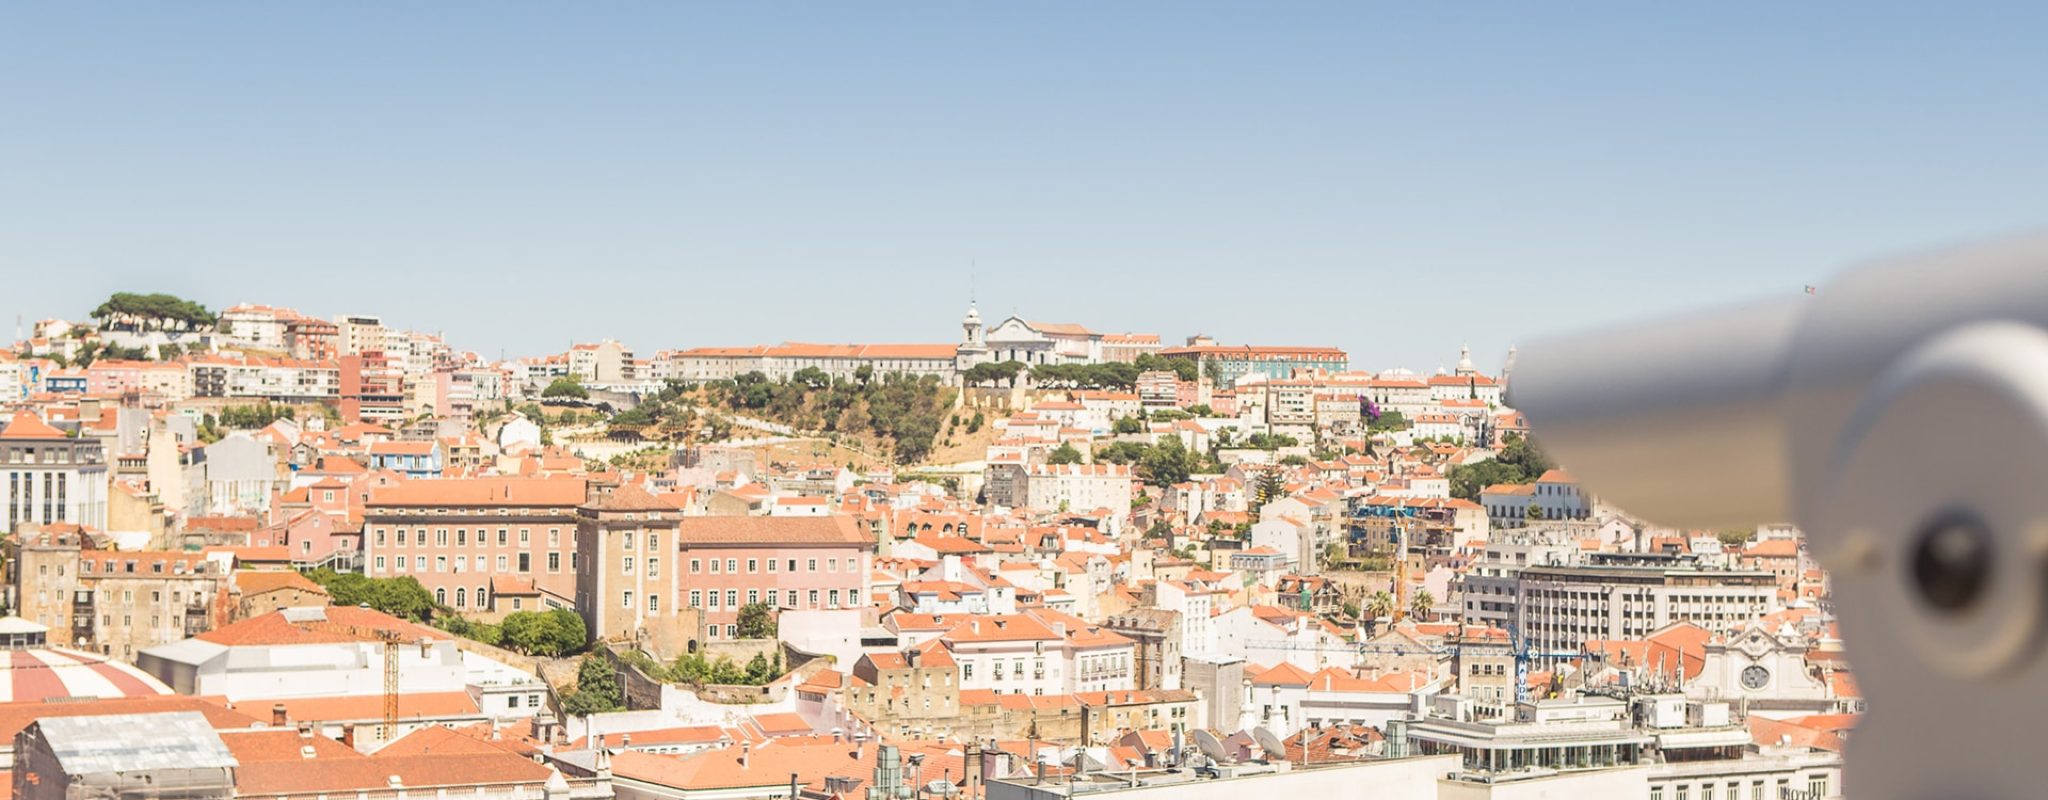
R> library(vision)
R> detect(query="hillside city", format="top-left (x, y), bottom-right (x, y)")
top-left (0, 293), bottom-right (1847, 800)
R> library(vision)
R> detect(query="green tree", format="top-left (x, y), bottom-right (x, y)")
top-left (1184, 404), bottom-right (1214, 417)
top-left (1252, 469), bottom-right (1286, 512)
top-left (1139, 435), bottom-right (1196, 486)
top-left (791, 366), bottom-right (831, 389)
top-left (543, 377), bottom-right (589, 399)
top-left (1367, 409), bottom-right (1410, 433)
top-left (1112, 416), bottom-right (1144, 435)
top-left (1365, 591), bottom-right (1396, 620)
top-left (736, 603), bottom-right (777, 639)
top-left (1526, 503), bottom-right (1545, 521)
top-left (560, 655), bottom-right (624, 716)
top-left (1049, 442), bottom-right (1084, 465)
top-left (1410, 589), bottom-right (1435, 620)
top-left (90, 292), bottom-right (216, 331)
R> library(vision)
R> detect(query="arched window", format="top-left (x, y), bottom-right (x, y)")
top-left (435, 588), bottom-right (446, 605)
top-left (455, 588), bottom-right (466, 608)
top-left (479, 585), bottom-right (489, 609)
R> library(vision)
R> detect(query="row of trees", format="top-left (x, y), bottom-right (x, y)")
top-left (1359, 589), bottom-right (1436, 620)
top-left (435, 608), bottom-right (587, 657)
top-left (709, 371), bottom-right (952, 463)
top-left (89, 292), bottom-right (216, 331)
top-left (1447, 433), bottom-right (1553, 501)
top-left (1093, 435), bottom-right (1214, 486)
top-left (305, 569), bottom-right (438, 621)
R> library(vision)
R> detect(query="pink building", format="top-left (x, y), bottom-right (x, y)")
top-left (362, 477), bottom-right (588, 613)
top-left (675, 516), bottom-right (873, 641)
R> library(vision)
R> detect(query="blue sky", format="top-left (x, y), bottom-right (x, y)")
top-left (6, 3), bottom-right (2048, 372)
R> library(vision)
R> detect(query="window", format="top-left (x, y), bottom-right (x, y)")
top-left (623, 591), bottom-right (634, 608)
top-left (691, 559), bottom-right (702, 573)
top-left (689, 590), bottom-right (702, 608)
top-left (547, 553), bottom-right (560, 572)
top-left (747, 589), bottom-right (759, 605)
top-left (648, 532), bottom-right (658, 550)
top-left (497, 555), bottom-right (509, 571)
top-left (767, 559), bottom-right (777, 573)
top-left (519, 553), bottom-right (532, 572)
top-left (788, 590), bottom-right (799, 607)
top-left (455, 588), bottom-right (467, 607)
top-left (498, 529), bottom-right (508, 545)
top-left (436, 529), bottom-right (449, 546)
top-left (829, 589), bottom-right (840, 608)
top-left (963, 663), bottom-right (973, 679)
top-left (807, 558), bottom-right (818, 572)
top-left (520, 528), bottom-right (531, 545)
top-left (747, 558), bottom-right (758, 573)
top-left (415, 555), bottom-right (426, 571)
top-left (649, 595), bottom-right (660, 612)
top-left (787, 559), bottom-right (797, 571)
top-left (623, 557), bottom-right (635, 575)
top-left (648, 558), bottom-right (659, 578)
top-left (725, 558), bottom-right (737, 572)
top-left (457, 529), bottom-right (467, 546)
top-left (725, 590), bottom-right (738, 607)
top-left (375, 556), bottom-right (386, 571)
top-left (710, 559), bottom-right (721, 574)
top-left (376, 529), bottom-right (387, 546)
top-left (809, 590), bottom-right (819, 607)
top-left (435, 556), bottom-right (448, 572)
top-left (548, 528), bottom-right (560, 546)
top-left (846, 557), bottom-right (856, 571)
top-left (725, 624), bottom-right (736, 637)
top-left (622, 531), bottom-right (634, 550)
top-left (708, 592), bottom-right (721, 609)
top-left (826, 558), bottom-right (836, 572)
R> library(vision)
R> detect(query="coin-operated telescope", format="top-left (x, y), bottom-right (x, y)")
top-left (1513, 234), bottom-right (2048, 800)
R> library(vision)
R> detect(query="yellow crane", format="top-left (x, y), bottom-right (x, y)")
top-left (300, 619), bottom-right (404, 741)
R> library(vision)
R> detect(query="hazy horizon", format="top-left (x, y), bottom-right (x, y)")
top-left (11, 4), bottom-right (2048, 370)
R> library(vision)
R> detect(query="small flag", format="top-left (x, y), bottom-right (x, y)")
top-left (1804, 285), bottom-right (1818, 295)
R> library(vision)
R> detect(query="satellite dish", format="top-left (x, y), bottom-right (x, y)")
top-left (1191, 729), bottom-right (1232, 764)
top-left (1252, 727), bottom-right (1288, 761)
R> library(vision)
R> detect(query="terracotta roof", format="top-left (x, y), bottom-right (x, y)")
top-left (272, 691), bottom-right (482, 724)
top-left (675, 515), bottom-right (869, 546)
top-left (0, 696), bottom-right (258, 744)
top-left (236, 752), bottom-right (551, 795)
top-left (217, 728), bottom-right (365, 763)
top-left (197, 606), bottom-right (442, 647)
top-left (233, 570), bottom-right (329, 598)
top-left (0, 413), bottom-right (64, 440)
top-left (367, 477), bottom-right (586, 508)
top-left (375, 724), bottom-right (526, 757)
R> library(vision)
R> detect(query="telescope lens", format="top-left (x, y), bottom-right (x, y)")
top-left (1911, 513), bottom-right (1993, 613)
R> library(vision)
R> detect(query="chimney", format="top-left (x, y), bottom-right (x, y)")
top-left (906, 647), bottom-right (921, 668)
top-left (272, 703), bottom-right (288, 727)
top-left (297, 721), bottom-right (314, 739)
top-left (789, 772), bottom-right (801, 800)
top-left (340, 724), bottom-right (356, 750)
top-left (1079, 705), bottom-right (1091, 751)
top-left (622, 733), bottom-right (632, 749)
top-left (741, 740), bottom-right (752, 769)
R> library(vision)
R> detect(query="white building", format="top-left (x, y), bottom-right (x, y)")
top-left (1021, 463), bottom-right (1133, 514)
top-left (0, 413), bottom-right (108, 535)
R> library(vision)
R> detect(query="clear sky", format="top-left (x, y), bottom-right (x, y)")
top-left (7, 3), bottom-right (2048, 373)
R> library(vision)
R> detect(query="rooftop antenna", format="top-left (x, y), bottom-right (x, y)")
top-left (1191, 729), bottom-right (1232, 765)
top-left (1251, 727), bottom-right (1287, 763)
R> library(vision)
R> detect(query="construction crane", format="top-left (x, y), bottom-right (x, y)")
top-left (1505, 623), bottom-right (1583, 704)
top-left (300, 617), bottom-right (405, 741)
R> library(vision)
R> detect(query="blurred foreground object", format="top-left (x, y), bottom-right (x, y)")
top-left (1515, 233), bottom-right (2048, 800)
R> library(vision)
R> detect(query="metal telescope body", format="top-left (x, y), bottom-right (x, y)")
top-left (1513, 233), bottom-right (2048, 800)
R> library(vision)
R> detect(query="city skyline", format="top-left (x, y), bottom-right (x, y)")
top-left (15, 4), bottom-right (2048, 369)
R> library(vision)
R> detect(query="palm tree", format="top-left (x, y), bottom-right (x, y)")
top-left (1365, 591), bottom-right (1396, 620)
top-left (1410, 589), bottom-right (1435, 620)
